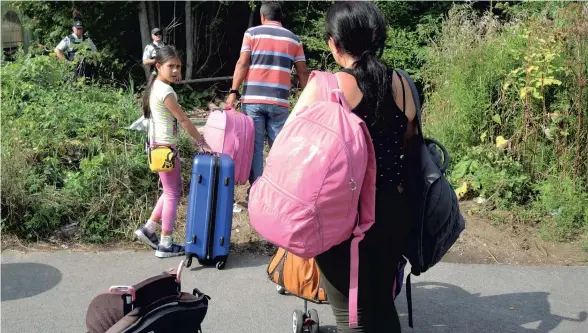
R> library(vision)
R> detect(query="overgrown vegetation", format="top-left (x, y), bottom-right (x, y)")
top-left (423, 3), bottom-right (588, 243)
top-left (0, 50), bottom-right (198, 242)
top-left (2, 2), bottom-right (586, 247)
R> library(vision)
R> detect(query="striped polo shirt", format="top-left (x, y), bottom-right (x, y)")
top-left (240, 21), bottom-right (306, 108)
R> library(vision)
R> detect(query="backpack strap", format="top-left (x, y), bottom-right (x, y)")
top-left (308, 70), bottom-right (351, 110)
top-left (339, 68), bottom-right (354, 76)
top-left (394, 69), bottom-right (423, 141)
top-left (397, 70), bottom-right (407, 114)
top-left (308, 70), bottom-right (334, 101)
top-left (393, 69), bottom-right (422, 329)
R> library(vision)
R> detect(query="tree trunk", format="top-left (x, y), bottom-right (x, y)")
top-left (195, 2), bottom-right (224, 77)
top-left (147, 1), bottom-right (157, 30)
top-left (185, 0), bottom-right (194, 80)
top-left (157, 1), bottom-right (161, 28)
top-left (138, 1), bottom-right (151, 81)
top-left (248, 7), bottom-right (255, 28)
top-left (173, 1), bottom-right (176, 45)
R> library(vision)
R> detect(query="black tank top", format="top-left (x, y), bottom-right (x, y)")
top-left (338, 68), bottom-right (408, 193)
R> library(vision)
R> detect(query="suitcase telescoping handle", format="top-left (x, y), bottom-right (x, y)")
top-left (217, 105), bottom-right (241, 113)
top-left (194, 151), bottom-right (220, 157)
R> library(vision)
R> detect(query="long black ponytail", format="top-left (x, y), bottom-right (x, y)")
top-left (141, 45), bottom-right (181, 119)
top-left (324, 2), bottom-right (390, 116)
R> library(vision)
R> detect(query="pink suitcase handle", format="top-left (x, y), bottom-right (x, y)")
top-left (176, 259), bottom-right (185, 284)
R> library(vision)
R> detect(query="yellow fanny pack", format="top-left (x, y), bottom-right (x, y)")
top-left (145, 115), bottom-right (178, 173)
top-left (148, 145), bottom-right (176, 173)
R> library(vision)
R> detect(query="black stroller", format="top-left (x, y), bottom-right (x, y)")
top-left (85, 260), bottom-right (210, 333)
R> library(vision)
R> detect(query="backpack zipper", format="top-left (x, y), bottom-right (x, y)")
top-left (263, 175), bottom-right (322, 248)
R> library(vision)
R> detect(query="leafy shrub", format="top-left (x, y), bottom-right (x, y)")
top-left (423, 3), bottom-right (588, 241)
top-left (533, 177), bottom-right (588, 242)
top-left (449, 144), bottom-right (531, 208)
top-left (421, 5), bottom-right (524, 155)
top-left (176, 87), bottom-right (213, 111)
top-left (1, 52), bottom-right (159, 242)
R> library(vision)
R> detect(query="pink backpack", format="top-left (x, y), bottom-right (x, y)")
top-left (248, 71), bottom-right (377, 328)
top-left (203, 107), bottom-right (255, 185)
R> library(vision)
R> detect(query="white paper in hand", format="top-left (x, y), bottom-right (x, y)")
top-left (127, 116), bottom-right (149, 132)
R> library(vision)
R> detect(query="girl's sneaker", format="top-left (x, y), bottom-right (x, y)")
top-left (134, 227), bottom-right (159, 250)
top-left (155, 243), bottom-right (185, 258)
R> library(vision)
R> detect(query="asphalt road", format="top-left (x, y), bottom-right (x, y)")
top-left (2, 250), bottom-right (587, 333)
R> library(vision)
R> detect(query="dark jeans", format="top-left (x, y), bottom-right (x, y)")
top-left (315, 191), bottom-right (410, 333)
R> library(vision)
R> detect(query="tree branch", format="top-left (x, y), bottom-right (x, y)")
top-left (195, 3), bottom-right (225, 77)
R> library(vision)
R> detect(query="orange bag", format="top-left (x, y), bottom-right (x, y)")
top-left (266, 247), bottom-right (329, 304)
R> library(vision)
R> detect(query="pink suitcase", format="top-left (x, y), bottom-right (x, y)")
top-left (203, 107), bottom-right (254, 185)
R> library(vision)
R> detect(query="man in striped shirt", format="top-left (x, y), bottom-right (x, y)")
top-left (226, 1), bottom-right (309, 196)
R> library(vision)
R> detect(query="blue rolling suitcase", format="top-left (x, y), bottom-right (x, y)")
top-left (185, 152), bottom-right (235, 270)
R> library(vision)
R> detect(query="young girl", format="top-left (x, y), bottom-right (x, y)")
top-left (135, 45), bottom-right (211, 258)
top-left (285, 2), bottom-right (418, 332)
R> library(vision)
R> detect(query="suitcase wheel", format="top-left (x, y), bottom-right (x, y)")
top-left (292, 309), bottom-right (304, 333)
top-left (276, 285), bottom-right (286, 295)
top-left (185, 254), bottom-right (193, 268)
top-left (308, 309), bottom-right (320, 333)
top-left (216, 261), bottom-right (226, 270)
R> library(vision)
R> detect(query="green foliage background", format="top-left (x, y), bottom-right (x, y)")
top-left (2, 1), bottom-right (587, 246)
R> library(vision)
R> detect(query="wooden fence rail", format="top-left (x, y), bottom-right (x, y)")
top-left (177, 76), bottom-right (233, 84)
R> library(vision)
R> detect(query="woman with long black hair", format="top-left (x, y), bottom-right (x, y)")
top-left (285, 2), bottom-right (419, 332)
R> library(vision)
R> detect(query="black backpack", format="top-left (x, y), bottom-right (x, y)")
top-left (395, 69), bottom-right (466, 328)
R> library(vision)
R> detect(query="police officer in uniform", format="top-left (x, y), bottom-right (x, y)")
top-left (55, 20), bottom-right (97, 79)
top-left (142, 28), bottom-right (165, 74)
